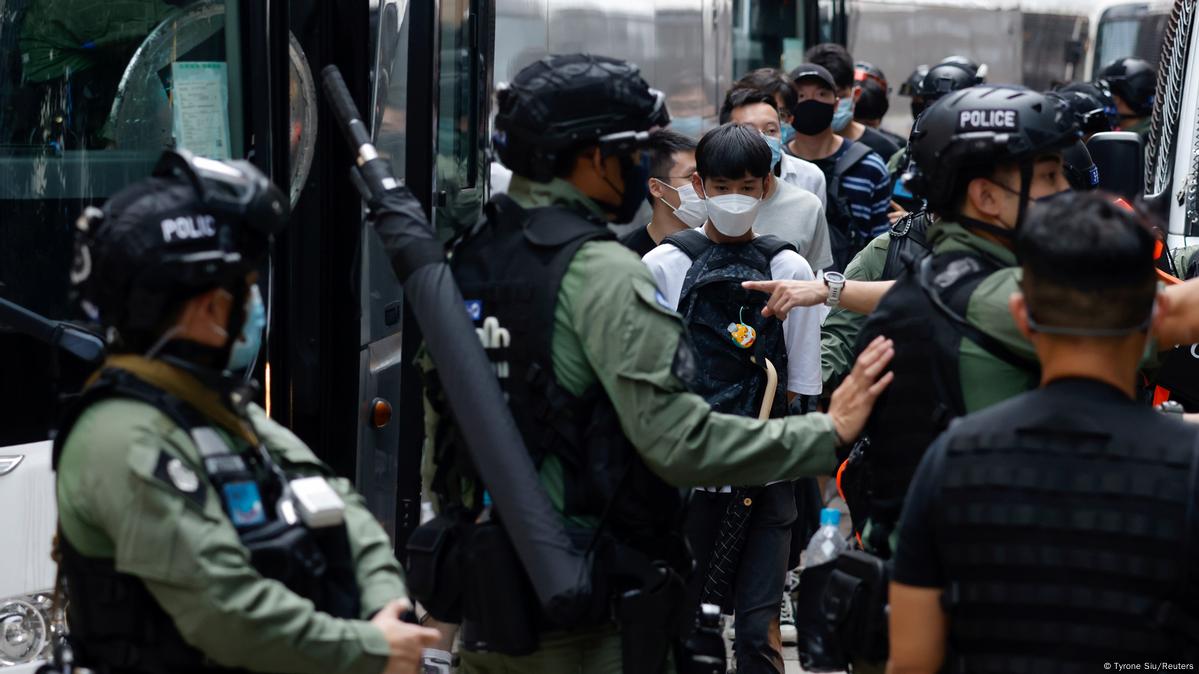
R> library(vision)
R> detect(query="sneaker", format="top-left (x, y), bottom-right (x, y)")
top-left (784, 568), bottom-right (800, 593)
top-left (779, 592), bottom-right (798, 645)
top-left (422, 648), bottom-right (453, 674)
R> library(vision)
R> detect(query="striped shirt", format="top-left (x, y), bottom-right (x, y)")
top-left (813, 139), bottom-right (893, 239)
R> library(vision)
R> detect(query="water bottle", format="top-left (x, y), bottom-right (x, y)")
top-left (804, 507), bottom-right (848, 567)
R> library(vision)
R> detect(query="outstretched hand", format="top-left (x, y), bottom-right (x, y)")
top-left (827, 336), bottom-right (895, 446)
top-left (742, 279), bottom-right (828, 319)
top-left (372, 599), bottom-right (440, 674)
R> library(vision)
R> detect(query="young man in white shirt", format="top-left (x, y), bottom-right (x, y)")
top-left (719, 87), bottom-right (834, 272)
top-left (733, 68), bottom-right (828, 205)
top-left (641, 123), bottom-right (823, 674)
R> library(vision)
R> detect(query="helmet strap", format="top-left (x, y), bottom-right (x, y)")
top-left (957, 161), bottom-right (1035, 248)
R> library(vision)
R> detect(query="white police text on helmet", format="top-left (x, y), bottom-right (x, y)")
top-left (956, 109), bottom-right (1019, 132)
top-left (161, 214), bottom-right (217, 243)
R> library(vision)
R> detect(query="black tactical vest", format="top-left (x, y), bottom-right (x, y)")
top-left (935, 380), bottom-right (1199, 672)
top-left (847, 251), bottom-right (1038, 554)
top-left (880, 210), bottom-right (933, 281)
top-left (52, 369), bottom-right (360, 674)
top-left (430, 195), bottom-right (685, 550)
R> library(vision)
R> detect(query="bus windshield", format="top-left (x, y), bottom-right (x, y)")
top-left (1094, 3), bottom-right (1168, 71)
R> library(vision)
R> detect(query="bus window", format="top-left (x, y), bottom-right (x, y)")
top-left (1094, 3), bottom-right (1162, 71)
top-left (0, 0), bottom-right (245, 446)
top-left (374, 0), bottom-right (411, 182)
top-left (434, 0), bottom-right (484, 238)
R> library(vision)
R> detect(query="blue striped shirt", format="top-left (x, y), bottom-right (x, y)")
top-left (814, 139), bottom-right (893, 239)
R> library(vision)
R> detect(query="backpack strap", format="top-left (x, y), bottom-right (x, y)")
top-left (663, 228), bottom-right (713, 261)
top-left (826, 141), bottom-right (875, 207)
top-left (916, 255), bottom-right (1037, 372)
top-left (749, 234), bottom-right (798, 261)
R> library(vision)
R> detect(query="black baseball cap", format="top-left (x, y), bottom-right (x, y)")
top-left (789, 63), bottom-right (837, 92)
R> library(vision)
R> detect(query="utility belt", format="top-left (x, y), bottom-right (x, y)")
top-left (406, 509), bottom-right (697, 673)
top-left (794, 548), bottom-right (890, 671)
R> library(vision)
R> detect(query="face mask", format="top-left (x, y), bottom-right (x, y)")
top-left (227, 284), bottom-right (266, 372)
top-left (831, 98), bottom-right (855, 132)
top-left (703, 191), bottom-right (762, 238)
top-left (655, 180), bottom-right (708, 228)
top-left (761, 133), bottom-right (784, 171)
top-left (791, 99), bottom-right (835, 136)
top-left (598, 152), bottom-right (652, 224)
top-left (780, 121), bottom-right (796, 145)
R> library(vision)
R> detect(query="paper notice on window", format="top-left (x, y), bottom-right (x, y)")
top-left (171, 62), bottom-right (232, 160)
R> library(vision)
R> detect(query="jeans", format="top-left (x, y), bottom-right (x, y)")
top-left (684, 482), bottom-right (798, 674)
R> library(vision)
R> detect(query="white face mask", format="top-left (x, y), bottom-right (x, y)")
top-left (655, 180), bottom-right (708, 228)
top-left (703, 192), bottom-right (762, 237)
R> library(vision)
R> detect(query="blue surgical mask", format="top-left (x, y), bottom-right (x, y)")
top-left (761, 132), bottom-right (784, 171)
top-left (780, 122), bottom-right (796, 145)
top-left (227, 284), bottom-right (265, 372)
top-left (831, 98), bottom-right (854, 132)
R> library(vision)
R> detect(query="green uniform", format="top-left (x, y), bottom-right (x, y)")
top-left (437, 175), bottom-right (841, 673)
top-left (57, 356), bottom-right (405, 674)
top-left (821, 232), bottom-right (891, 389)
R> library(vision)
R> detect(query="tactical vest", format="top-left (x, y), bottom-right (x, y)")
top-left (879, 210), bottom-right (933, 281)
top-left (664, 229), bottom-right (794, 419)
top-left (847, 251), bottom-right (1038, 554)
top-left (935, 383), bottom-right (1199, 672)
top-left (52, 369), bottom-right (360, 674)
top-left (430, 194), bottom-right (685, 553)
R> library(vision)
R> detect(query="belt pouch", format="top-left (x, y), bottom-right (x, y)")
top-left (404, 511), bottom-right (466, 623)
top-left (460, 520), bottom-right (540, 656)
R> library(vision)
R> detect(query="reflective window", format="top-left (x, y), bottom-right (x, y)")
top-left (0, 0), bottom-right (244, 446)
top-left (434, 0), bottom-right (483, 237)
top-left (1094, 5), bottom-right (1167, 74)
top-left (374, 0), bottom-right (411, 181)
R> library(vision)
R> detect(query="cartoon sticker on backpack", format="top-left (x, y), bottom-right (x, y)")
top-left (727, 308), bottom-right (757, 349)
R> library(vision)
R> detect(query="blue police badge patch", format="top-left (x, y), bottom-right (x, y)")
top-left (465, 300), bottom-right (483, 322)
top-left (654, 290), bottom-right (672, 310)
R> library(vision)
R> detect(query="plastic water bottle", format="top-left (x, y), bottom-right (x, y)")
top-left (804, 507), bottom-right (848, 566)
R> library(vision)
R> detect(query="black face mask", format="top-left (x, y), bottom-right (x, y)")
top-left (790, 99), bottom-right (835, 136)
top-left (597, 152), bottom-right (651, 224)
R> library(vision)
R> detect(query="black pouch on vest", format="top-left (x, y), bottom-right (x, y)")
top-left (614, 564), bottom-right (687, 674)
top-left (794, 560), bottom-right (849, 672)
top-left (460, 520), bottom-right (540, 656)
top-left (825, 550), bottom-right (889, 662)
top-left (404, 511), bottom-right (468, 623)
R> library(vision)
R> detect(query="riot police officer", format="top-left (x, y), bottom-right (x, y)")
top-left (413, 53), bottom-right (895, 674)
top-left (55, 150), bottom-right (439, 674)
top-left (1098, 57), bottom-right (1157, 140)
top-left (889, 191), bottom-right (1199, 670)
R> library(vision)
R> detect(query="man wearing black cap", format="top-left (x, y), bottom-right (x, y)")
top-left (55, 150), bottom-right (439, 674)
top-left (786, 62), bottom-right (892, 271)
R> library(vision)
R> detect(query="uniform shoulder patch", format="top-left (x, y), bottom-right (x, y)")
top-left (655, 289), bottom-right (672, 310)
top-left (933, 257), bottom-right (983, 289)
top-left (152, 452), bottom-right (207, 509)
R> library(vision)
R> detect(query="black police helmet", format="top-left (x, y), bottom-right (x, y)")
top-left (899, 65), bottom-right (929, 97)
top-left (906, 85), bottom-right (1080, 213)
top-left (1098, 57), bottom-right (1156, 117)
top-left (493, 53), bottom-right (669, 183)
top-left (73, 149), bottom-right (287, 337)
top-left (1052, 82), bottom-right (1118, 136)
top-left (914, 59), bottom-right (986, 100)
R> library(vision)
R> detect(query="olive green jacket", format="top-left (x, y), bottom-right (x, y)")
top-left (423, 175), bottom-right (841, 520)
top-left (57, 356), bottom-right (404, 674)
top-left (820, 221), bottom-right (1038, 412)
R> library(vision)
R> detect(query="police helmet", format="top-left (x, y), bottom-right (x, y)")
top-left (1052, 82), bottom-right (1118, 137)
top-left (493, 53), bottom-right (670, 182)
top-left (73, 149), bottom-right (287, 337)
top-left (1098, 57), bottom-right (1157, 117)
top-left (906, 85), bottom-right (1080, 213)
top-left (914, 58), bottom-right (986, 100)
top-left (899, 65), bottom-right (929, 97)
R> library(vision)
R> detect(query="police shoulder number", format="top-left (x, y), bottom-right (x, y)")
top-left (957, 109), bottom-right (1019, 132)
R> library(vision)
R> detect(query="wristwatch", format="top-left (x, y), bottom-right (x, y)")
top-left (823, 271), bottom-right (846, 308)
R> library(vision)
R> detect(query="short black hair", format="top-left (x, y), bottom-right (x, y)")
top-left (695, 123), bottom-right (773, 181)
top-left (1017, 191), bottom-right (1157, 335)
top-left (805, 43), bottom-right (855, 89)
top-left (855, 79), bottom-right (889, 121)
top-left (644, 129), bottom-right (697, 203)
top-left (718, 87), bottom-right (779, 124)
top-left (734, 68), bottom-right (799, 117)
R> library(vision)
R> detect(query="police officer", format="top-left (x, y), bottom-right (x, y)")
top-left (898, 64), bottom-right (929, 121)
top-left (415, 53), bottom-right (895, 674)
top-left (888, 191), bottom-right (1199, 670)
top-left (748, 85), bottom-right (1078, 556)
top-left (56, 150), bottom-right (439, 674)
top-left (1098, 57), bottom-right (1157, 140)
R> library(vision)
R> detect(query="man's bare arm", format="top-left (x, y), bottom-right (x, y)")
top-left (886, 582), bottom-right (948, 674)
top-left (743, 279), bottom-right (895, 319)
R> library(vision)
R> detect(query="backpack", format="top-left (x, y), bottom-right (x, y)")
top-left (822, 140), bottom-right (877, 271)
top-left (664, 229), bottom-right (795, 418)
